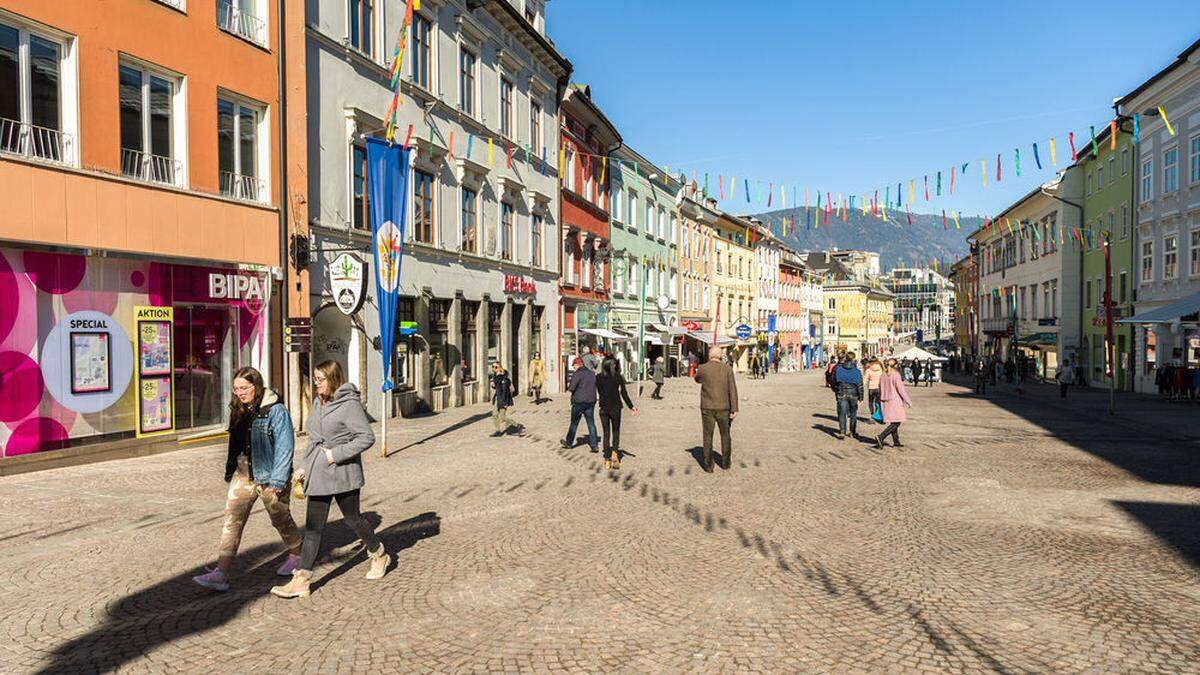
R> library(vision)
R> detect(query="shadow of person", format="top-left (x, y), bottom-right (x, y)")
top-left (811, 413), bottom-right (839, 422)
top-left (811, 423), bottom-right (843, 439)
top-left (389, 412), bottom-right (491, 455)
top-left (34, 511), bottom-right (441, 675)
top-left (310, 511), bottom-right (441, 592)
top-left (684, 446), bottom-right (708, 469)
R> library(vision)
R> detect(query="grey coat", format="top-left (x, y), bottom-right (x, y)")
top-left (652, 362), bottom-right (666, 384)
top-left (301, 384), bottom-right (375, 497)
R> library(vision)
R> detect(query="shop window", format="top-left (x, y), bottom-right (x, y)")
top-left (1144, 328), bottom-right (1156, 374)
top-left (531, 305), bottom-right (544, 361)
top-left (0, 17), bottom-right (76, 164)
top-left (461, 300), bottom-right (478, 382)
top-left (217, 94), bottom-right (266, 202)
top-left (119, 61), bottom-right (180, 186)
top-left (429, 299), bottom-right (450, 387)
top-left (488, 302), bottom-right (503, 365)
top-left (396, 296), bottom-right (416, 390)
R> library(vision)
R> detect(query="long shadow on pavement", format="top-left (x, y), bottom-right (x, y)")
top-left (390, 412), bottom-right (491, 455)
top-left (34, 511), bottom-right (441, 675)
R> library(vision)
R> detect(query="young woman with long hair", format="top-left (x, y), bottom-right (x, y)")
top-left (875, 357), bottom-right (913, 449)
top-left (272, 360), bottom-right (389, 598)
top-left (193, 367), bottom-right (301, 591)
top-left (595, 356), bottom-right (637, 470)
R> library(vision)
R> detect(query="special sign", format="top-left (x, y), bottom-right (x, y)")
top-left (329, 253), bottom-right (367, 315)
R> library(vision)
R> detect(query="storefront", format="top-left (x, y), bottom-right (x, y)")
top-left (0, 246), bottom-right (274, 458)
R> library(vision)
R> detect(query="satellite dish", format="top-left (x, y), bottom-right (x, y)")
top-left (656, 295), bottom-right (670, 311)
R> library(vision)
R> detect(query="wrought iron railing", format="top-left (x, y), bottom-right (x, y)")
top-left (218, 171), bottom-right (265, 201)
top-left (216, 0), bottom-right (266, 45)
top-left (0, 117), bottom-right (73, 164)
top-left (121, 148), bottom-right (182, 186)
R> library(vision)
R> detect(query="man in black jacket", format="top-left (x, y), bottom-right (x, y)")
top-left (833, 353), bottom-right (864, 440)
top-left (560, 357), bottom-right (599, 452)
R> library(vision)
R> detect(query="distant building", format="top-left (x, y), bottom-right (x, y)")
top-left (885, 268), bottom-right (954, 348)
top-left (950, 254), bottom-right (979, 360)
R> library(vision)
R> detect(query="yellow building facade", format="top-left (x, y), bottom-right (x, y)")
top-left (824, 282), bottom-right (895, 358)
top-left (710, 213), bottom-right (758, 369)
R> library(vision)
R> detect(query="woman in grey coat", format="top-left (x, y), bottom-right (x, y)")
top-left (272, 360), bottom-right (390, 598)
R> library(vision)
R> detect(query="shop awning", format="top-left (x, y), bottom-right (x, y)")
top-left (686, 330), bottom-right (736, 346)
top-left (644, 334), bottom-right (666, 346)
top-left (667, 325), bottom-right (689, 336)
top-left (580, 328), bottom-right (631, 341)
top-left (1117, 290), bottom-right (1200, 324)
top-left (1016, 332), bottom-right (1057, 347)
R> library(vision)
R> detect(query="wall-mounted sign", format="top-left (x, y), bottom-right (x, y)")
top-left (41, 310), bottom-right (133, 414)
top-left (285, 316), bottom-right (312, 353)
top-left (503, 274), bottom-right (536, 296)
top-left (208, 272), bottom-right (266, 302)
top-left (329, 253), bottom-right (367, 315)
top-left (134, 306), bottom-right (175, 437)
top-left (735, 324), bottom-right (753, 340)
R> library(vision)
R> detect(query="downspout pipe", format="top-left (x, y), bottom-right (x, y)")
top-left (276, 0), bottom-right (290, 397)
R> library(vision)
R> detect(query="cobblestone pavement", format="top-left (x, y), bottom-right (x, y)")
top-left (2, 371), bottom-right (1198, 673)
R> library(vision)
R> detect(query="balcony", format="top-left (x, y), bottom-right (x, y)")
top-left (121, 148), bottom-right (182, 187)
top-left (0, 118), bottom-right (74, 165)
top-left (216, 0), bottom-right (266, 46)
top-left (219, 171), bottom-right (266, 202)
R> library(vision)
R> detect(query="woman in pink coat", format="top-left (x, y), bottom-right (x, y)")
top-left (875, 357), bottom-right (912, 448)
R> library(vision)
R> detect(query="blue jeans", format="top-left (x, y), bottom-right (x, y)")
top-left (836, 396), bottom-right (859, 436)
top-left (565, 402), bottom-right (598, 449)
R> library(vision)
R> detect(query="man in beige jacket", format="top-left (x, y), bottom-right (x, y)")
top-left (694, 346), bottom-right (739, 473)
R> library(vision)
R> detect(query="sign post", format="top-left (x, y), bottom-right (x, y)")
top-left (366, 137), bottom-right (411, 457)
top-left (636, 260), bottom-right (648, 397)
top-left (1103, 232), bottom-right (1115, 415)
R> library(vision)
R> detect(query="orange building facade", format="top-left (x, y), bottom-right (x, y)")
top-left (0, 0), bottom-right (305, 466)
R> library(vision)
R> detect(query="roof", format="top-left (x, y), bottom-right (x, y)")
top-left (484, 0), bottom-right (572, 77)
top-left (1117, 37), bottom-right (1200, 108)
top-left (965, 182), bottom-right (1056, 242)
top-left (562, 84), bottom-right (622, 147)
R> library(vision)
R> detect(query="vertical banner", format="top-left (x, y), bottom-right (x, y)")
top-left (134, 306), bottom-right (174, 437)
top-left (366, 137), bottom-right (412, 393)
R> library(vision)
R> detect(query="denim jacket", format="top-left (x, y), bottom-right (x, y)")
top-left (225, 389), bottom-right (294, 490)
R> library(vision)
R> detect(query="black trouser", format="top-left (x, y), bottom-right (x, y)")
top-left (975, 377), bottom-right (986, 394)
top-left (652, 383), bottom-right (663, 398)
top-left (1059, 382), bottom-right (1069, 398)
top-left (298, 489), bottom-right (381, 572)
top-left (599, 407), bottom-right (622, 458)
top-left (868, 389), bottom-right (881, 421)
top-left (532, 386), bottom-right (542, 402)
top-left (879, 422), bottom-right (901, 445)
top-left (836, 396), bottom-right (859, 436)
top-left (701, 409), bottom-right (732, 469)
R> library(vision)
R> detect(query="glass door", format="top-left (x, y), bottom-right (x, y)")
top-left (173, 306), bottom-right (234, 430)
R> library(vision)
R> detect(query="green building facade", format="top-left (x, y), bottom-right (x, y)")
top-left (1077, 125), bottom-right (1135, 390)
top-left (607, 146), bottom-right (680, 381)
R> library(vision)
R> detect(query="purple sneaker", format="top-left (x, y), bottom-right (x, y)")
top-left (276, 554), bottom-right (301, 577)
top-left (192, 567), bottom-right (229, 592)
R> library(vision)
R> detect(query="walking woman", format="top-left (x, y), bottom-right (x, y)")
top-left (596, 356), bottom-right (637, 470)
top-left (529, 352), bottom-right (546, 404)
top-left (193, 367), bottom-right (301, 591)
top-left (490, 361), bottom-right (519, 436)
top-left (875, 357), bottom-right (912, 449)
top-left (864, 357), bottom-right (884, 423)
top-left (272, 361), bottom-right (389, 598)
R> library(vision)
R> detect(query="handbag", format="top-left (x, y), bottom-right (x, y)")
top-left (871, 401), bottom-right (884, 423)
top-left (291, 473), bottom-right (306, 500)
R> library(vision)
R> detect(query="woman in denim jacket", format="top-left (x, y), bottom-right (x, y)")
top-left (193, 367), bottom-right (301, 592)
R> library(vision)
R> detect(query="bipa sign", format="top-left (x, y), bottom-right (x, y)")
top-left (209, 273), bottom-right (266, 302)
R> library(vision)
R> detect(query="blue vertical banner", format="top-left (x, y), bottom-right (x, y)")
top-left (366, 137), bottom-right (411, 392)
top-left (767, 313), bottom-right (776, 365)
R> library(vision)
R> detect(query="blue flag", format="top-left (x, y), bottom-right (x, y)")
top-left (366, 138), bottom-right (411, 392)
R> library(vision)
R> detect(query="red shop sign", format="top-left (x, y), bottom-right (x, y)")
top-left (503, 274), bottom-right (536, 296)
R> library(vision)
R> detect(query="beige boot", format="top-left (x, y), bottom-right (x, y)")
top-left (271, 569), bottom-right (312, 598)
top-left (365, 545), bottom-right (391, 580)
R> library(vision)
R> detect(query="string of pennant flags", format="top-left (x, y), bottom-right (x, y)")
top-left (377, 0), bottom-right (1179, 251)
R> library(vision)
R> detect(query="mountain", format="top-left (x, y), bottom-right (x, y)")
top-left (748, 207), bottom-right (977, 271)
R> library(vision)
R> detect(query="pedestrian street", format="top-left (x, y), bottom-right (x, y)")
top-left (1, 370), bottom-right (1197, 673)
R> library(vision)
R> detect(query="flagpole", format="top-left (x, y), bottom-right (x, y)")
top-left (637, 260), bottom-right (648, 398)
top-left (1103, 232), bottom-right (1115, 416)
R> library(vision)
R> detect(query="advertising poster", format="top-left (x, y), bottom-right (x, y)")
top-left (134, 306), bottom-right (175, 438)
top-left (70, 332), bottom-right (112, 394)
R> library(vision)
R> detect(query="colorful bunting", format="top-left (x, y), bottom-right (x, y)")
top-left (1158, 105), bottom-right (1176, 136)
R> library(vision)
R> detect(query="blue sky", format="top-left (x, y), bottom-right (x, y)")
top-left (546, 1), bottom-right (1200, 219)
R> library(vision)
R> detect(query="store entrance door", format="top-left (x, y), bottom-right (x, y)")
top-left (509, 304), bottom-right (523, 391)
top-left (174, 305), bottom-right (234, 430)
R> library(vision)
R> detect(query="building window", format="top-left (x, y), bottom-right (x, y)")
top-left (657, 207), bottom-right (666, 239)
top-left (0, 18), bottom-right (74, 164)
top-left (352, 142), bottom-right (369, 229)
top-left (1140, 159), bottom-right (1153, 203)
top-left (458, 47), bottom-right (476, 117)
top-left (564, 236), bottom-right (576, 285)
top-left (348, 0), bottom-right (374, 57)
top-left (1190, 134), bottom-right (1200, 185)
top-left (1164, 234), bottom-right (1178, 279)
top-left (1121, 148), bottom-right (1129, 175)
top-left (1096, 165), bottom-right (1103, 190)
top-left (461, 301), bottom-right (478, 382)
top-left (644, 200), bottom-right (652, 237)
top-left (460, 187), bottom-right (477, 254)
top-left (1108, 154), bottom-right (1115, 183)
top-left (412, 168), bottom-right (434, 244)
top-left (429, 299), bottom-right (451, 386)
top-left (1087, 172), bottom-right (1092, 195)
top-left (669, 213), bottom-right (677, 245)
top-left (1119, 270), bottom-right (1127, 303)
top-left (217, 96), bottom-right (264, 201)
top-left (217, 0), bottom-right (267, 46)
top-left (500, 201), bottom-right (513, 261)
top-left (531, 213), bottom-right (542, 267)
top-left (1120, 204), bottom-right (1128, 239)
top-left (581, 247), bottom-right (591, 290)
top-left (529, 100), bottom-right (542, 157)
top-left (564, 146), bottom-right (575, 193)
top-left (488, 302), bottom-right (502, 365)
top-left (1191, 229), bottom-right (1200, 277)
top-left (628, 190), bottom-right (637, 230)
top-left (1141, 241), bottom-right (1153, 283)
top-left (1163, 148), bottom-right (1179, 194)
top-left (499, 77), bottom-right (513, 138)
top-left (410, 12), bottom-right (431, 89)
top-left (1085, 279), bottom-right (1092, 309)
top-left (119, 63), bottom-right (178, 186)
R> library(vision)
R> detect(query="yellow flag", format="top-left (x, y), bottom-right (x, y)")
top-left (413, 0), bottom-right (420, 8)
top-left (908, 179), bottom-right (914, 204)
top-left (557, 147), bottom-right (564, 176)
top-left (981, 159), bottom-right (987, 187)
top-left (1049, 137), bottom-right (1057, 166)
top-left (488, 138), bottom-right (495, 165)
top-left (601, 156), bottom-right (607, 183)
top-left (952, 212), bottom-right (961, 230)
top-left (1158, 106), bottom-right (1176, 136)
